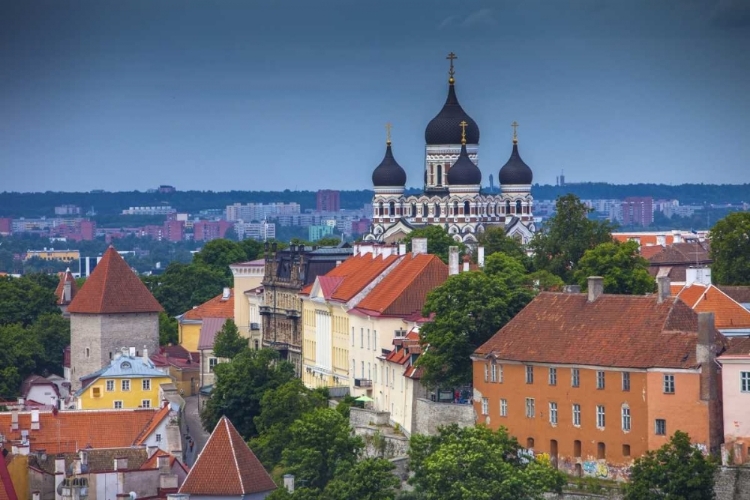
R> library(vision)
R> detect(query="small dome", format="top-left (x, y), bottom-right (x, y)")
top-left (425, 83), bottom-right (479, 145)
top-left (499, 142), bottom-right (533, 185)
top-left (372, 143), bottom-right (407, 187)
top-left (447, 144), bottom-right (482, 186)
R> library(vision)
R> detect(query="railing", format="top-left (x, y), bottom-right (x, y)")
top-left (285, 309), bottom-right (301, 319)
top-left (259, 306), bottom-right (272, 315)
top-left (354, 378), bottom-right (372, 388)
top-left (250, 322), bottom-right (260, 330)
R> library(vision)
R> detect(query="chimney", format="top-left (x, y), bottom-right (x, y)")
top-left (114, 457), bottom-right (128, 470)
top-left (55, 456), bottom-right (66, 474)
top-left (73, 457), bottom-right (82, 475)
top-left (563, 285), bottom-right (581, 294)
top-left (672, 230), bottom-right (683, 244)
top-left (587, 277), bottom-right (604, 302)
top-left (697, 312), bottom-right (717, 402)
top-left (11, 410), bottom-right (18, 430)
top-left (283, 474), bottom-right (295, 493)
top-left (656, 234), bottom-right (666, 246)
top-left (477, 246), bottom-right (485, 268)
top-left (462, 255), bottom-right (470, 273)
top-left (31, 409), bottom-right (40, 430)
top-left (222, 287), bottom-right (230, 300)
top-left (33, 492), bottom-right (40, 500)
top-left (399, 243), bottom-right (406, 255)
top-left (657, 276), bottom-right (671, 303)
top-left (449, 246), bottom-right (459, 276)
top-left (157, 455), bottom-right (170, 472)
top-left (411, 238), bottom-right (428, 256)
top-left (143, 347), bottom-right (148, 361)
top-left (63, 280), bottom-right (72, 303)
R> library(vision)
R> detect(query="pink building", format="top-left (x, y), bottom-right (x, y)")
top-left (79, 220), bottom-right (96, 240)
top-left (163, 220), bottom-right (184, 242)
top-left (621, 197), bottom-right (653, 227)
top-left (0, 217), bottom-right (12, 235)
top-left (718, 337), bottom-right (750, 464)
top-left (194, 220), bottom-right (232, 241)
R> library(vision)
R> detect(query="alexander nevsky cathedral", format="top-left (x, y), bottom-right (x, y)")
top-left (365, 53), bottom-right (536, 245)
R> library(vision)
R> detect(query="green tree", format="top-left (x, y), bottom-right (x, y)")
top-left (315, 237), bottom-right (343, 247)
top-left (212, 319), bottom-right (247, 359)
top-left (322, 458), bottom-right (401, 500)
top-left (573, 241), bottom-right (656, 295)
top-left (28, 313), bottom-right (70, 376)
top-left (240, 239), bottom-right (265, 261)
top-left (476, 226), bottom-right (530, 268)
top-left (417, 271), bottom-right (534, 388)
top-left (158, 311), bottom-right (178, 346)
top-left (529, 194), bottom-right (614, 283)
top-left (0, 323), bottom-right (42, 397)
top-left (249, 379), bottom-right (329, 469)
top-left (624, 430), bottom-right (716, 500)
top-left (524, 270), bottom-right (565, 292)
top-left (142, 262), bottom-right (227, 317)
top-left (281, 408), bottom-right (364, 491)
top-left (709, 211), bottom-right (750, 285)
top-left (408, 424), bottom-right (565, 500)
top-left (483, 252), bottom-right (528, 288)
top-left (193, 239), bottom-right (247, 278)
top-left (0, 275), bottom-right (59, 327)
top-left (404, 226), bottom-right (465, 264)
top-left (200, 348), bottom-right (295, 438)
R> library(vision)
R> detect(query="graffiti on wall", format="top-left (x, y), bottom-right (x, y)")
top-left (582, 461), bottom-right (609, 478)
top-left (518, 448), bottom-right (535, 464)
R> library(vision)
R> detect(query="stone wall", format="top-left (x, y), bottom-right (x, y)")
top-left (350, 407), bottom-right (389, 427)
top-left (413, 398), bottom-right (475, 436)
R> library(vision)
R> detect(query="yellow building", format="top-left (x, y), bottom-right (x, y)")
top-left (25, 248), bottom-right (81, 262)
top-left (178, 288), bottom-right (234, 353)
top-left (75, 351), bottom-right (173, 410)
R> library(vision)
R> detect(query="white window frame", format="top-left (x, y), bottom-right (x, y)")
top-left (572, 368), bottom-right (580, 388)
top-left (622, 372), bottom-right (631, 392)
top-left (549, 402), bottom-right (558, 425)
top-left (155, 433), bottom-right (162, 442)
top-left (481, 397), bottom-right (489, 415)
top-left (142, 379), bottom-right (151, 391)
top-left (742, 371), bottom-right (750, 393)
top-left (141, 399), bottom-right (151, 408)
top-left (113, 400), bottom-right (123, 409)
top-left (663, 374), bottom-right (675, 394)
top-left (525, 397), bottom-right (535, 418)
top-left (596, 405), bottom-right (606, 428)
top-left (484, 363), bottom-right (489, 382)
top-left (622, 405), bottom-right (631, 431)
top-left (500, 399), bottom-right (508, 417)
top-left (121, 380), bottom-right (130, 392)
top-left (573, 404), bottom-right (581, 426)
top-left (549, 367), bottom-right (557, 386)
top-left (209, 357), bottom-right (218, 372)
top-left (491, 363), bottom-right (497, 383)
top-left (525, 365), bottom-right (534, 384)
top-left (596, 370), bottom-right (605, 390)
top-left (655, 418), bottom-right (667, 435)
top-left (105, 380), bottom-right (114, 392)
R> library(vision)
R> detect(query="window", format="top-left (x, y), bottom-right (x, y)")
top-left (360, 328), bottom-right (364, 348)
top-left (574, 440), bottom-right (582, 458)
top-left (655, 419), bottom-right (667, 435)
top-left (597, 442), bottom-right (606, 460)
top-left (500, 399), bottom-right (508, 417)
top-left (367, 329), bottom-right (370, 350)
top-left (114, 401), bottom-right (123, 409)
top-left (663, 374), bottom-right (675, 394)
top-left (85, 347), bottom-right (90, 358)
top-left (141, 399), bottom-right (151, 408)
top-left (498, 364), bottom-right (503, 383)
top-left (596, 405), bottom-right (606, 428)
top-left (549, 402), bottom-right (558, 425)
top-left (481, 397), bottom-right (489, 415)
top-left (573, 404), bottom-right (581, 426)
top-left (525, 365), bottom-right (534, 384)
top-left (491, 363), bottom-right (498, 383)
top-left (351, 327), bottom-right (355, 347)
top-left (622, 405), bottom-right (631, 432)
top-left (527, 437), bottom-right (535, 449)
top-left (92, 387), bottom-right (101, 398)
top-left (209, 358), bottom-right (218, 372)
top-left (254, 340), bottom-right (259, 350)
top-left (484, 363), bottom-right (489, 382)
top-left (742, 372), bottom-right (750, 392)
top-left (155, 434), bottom-right (162, 442)
top-left (525, 398), bottom-right (535, 418)
top-left (571, 368), bottom-right (580, 388)
top-left (361, 361), bottom-right (365, 379)
top-left (549, 367), bottom-right (557, 386)
top-left (106, 380), bottom-right (114, 392)
top-left (596, 371), bottom-right (605, 389)
top-left (373, 330), bottom-right (377, 350)
top-left (121, 380), bottom-right (130, 391)
top-left (623, 444), bottom-right (631, 456)
top-left (142, 379), bottom-right (151, 391)
top-left (373, 364), bottom-right (377, 383)
top-left (622, 372), bottom-right (631, 392)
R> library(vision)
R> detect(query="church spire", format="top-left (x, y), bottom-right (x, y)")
top-left (447, 51), bottom-right (457, 84)
top-left (511, 121), bottom-right (519, 144)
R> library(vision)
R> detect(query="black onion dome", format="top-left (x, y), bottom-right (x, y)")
top-left (447, 144), bottom-right (481, 185)
top-left (499, 143), bottom-right (533, 185)
top-left (425, 83), bottom-right (480, 145)
top-left (372, 143), bottom-right (407, 187)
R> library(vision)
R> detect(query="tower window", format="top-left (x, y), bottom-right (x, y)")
top-left (516, 200), bottom-right (522, 214)
top-left (464, 201), bottom-right (470, 216)
top-left (411, 203), bottom-right (416, 217)
top-left (435, 204), bottom-right (441, 217)
top-left (378, 202), bottom-right (384, 216)
top-left (453, 201), bottom-right (458, 215)
top-left (422, 203), bottom-right (428, 217)
top-left (436, 164), bottom-right (443, 185)
top-left (505, 200), bottom-right (511, 214)
top-left (389, 201), bottom-right (395, 216)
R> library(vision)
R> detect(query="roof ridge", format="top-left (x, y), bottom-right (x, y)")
top-left (358, 254), bottom-right (435, 311)
top-left (224, 417), bottom-right (246, 494)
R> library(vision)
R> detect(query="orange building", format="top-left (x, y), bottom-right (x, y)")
top-left (472, 277), bottom-right (726, 481)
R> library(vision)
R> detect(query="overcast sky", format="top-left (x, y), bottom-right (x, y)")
top-left (1, 0), bottom-right (749, 193)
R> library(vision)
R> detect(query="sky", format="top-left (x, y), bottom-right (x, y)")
top-left (1, 0), bottom-right (749, 193)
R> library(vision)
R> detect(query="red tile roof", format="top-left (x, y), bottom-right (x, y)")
top-left (179, 416), bottom-right (275, 496)
top-left (385, 329), bottom-right (424, 379)
top-left (723, 337), bottom-right (750, 357)
top-left (326, 254), bottom-right (400, 302)
top-left (353, 254), bottom-right (448, 317)
top-left (140, 448), bottom-right (189, 474)
top-left (54, 270), bottom-right (78, 305)
top-left (639, 245), bottom-right (665, 260)
top-left (475, 293), bottom-right (726, 369)
top-left (718, 286), bottom-right (750, 305)
top-left (134, 404), bottom-right (172, 445)
top-left (0, 453), bottom-right (18, 500)
top-left (67, 247), bottom-right (163, 314)
top-left (676, 284), bottom-right (750, 329)
top-left (181, 290), bottom-right (234, 321)
top-left (0, 408), bottom-right (159, 454)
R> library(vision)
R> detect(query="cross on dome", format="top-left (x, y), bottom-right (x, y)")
top-left (446, 52), bottom-right (457, 83)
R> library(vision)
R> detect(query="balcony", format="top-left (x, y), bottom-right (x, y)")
top-left (259, 306), bottom-right (272, 315)
top-left (285, 309), bottom-right (301, 319)
top-left (250, 322), bottom-right (260, 331)
top-left (354, 378), bottom-right (372, 388)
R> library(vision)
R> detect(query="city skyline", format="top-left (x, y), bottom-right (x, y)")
top-left (1, 0), bottom-right (749, 192)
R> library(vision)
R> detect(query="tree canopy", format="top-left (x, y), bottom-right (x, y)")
top-left (212, 319), bottom-right (248, 359)
top-left (403, 226), bottom-right (465, 264)
top-left (0, 274), bottom-right (59, 327)
top-left (573, 241), bottom-right (655, 295)
top-left (476, 226), bottom-right (530, 268)
top-left (142, 262), bottom-right (227, 317)
top-left (624, 431), bottom-right (716, 500)
top-left (709, 211), bottom-right (750, 285)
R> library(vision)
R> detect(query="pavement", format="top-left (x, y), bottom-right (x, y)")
top-left (182, 395), bottom-right (210, 466)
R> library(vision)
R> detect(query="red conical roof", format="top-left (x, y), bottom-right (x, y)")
top-left (67, 247), bottom-right (163, 314)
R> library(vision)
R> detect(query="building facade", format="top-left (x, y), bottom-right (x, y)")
top-left (316, 190), bottom-right (341, 212)
top-left (718, 337), bottom-right (750, 464)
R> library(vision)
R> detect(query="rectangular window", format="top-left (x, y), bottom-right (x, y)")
top-left (571, 368), bottom-right (580, 388)
top-left (596, 405), bottom-right (606, 428)
top-left (549, 402), bottom-right (558, 424)
top-left (360, 328), bottom-right (364, 348)
top-left (361, 361), bottom-right (365, 379)
top-left (622, 372), bottom-right (631, 392)
top-left (549, 367), bottom-right (557, 386)
top-left (209, 358), bottom-right (218, 372)
top-left (573, 404), bottom-right (581, 426)
top-left (92, 387), bottom-right (101, 398)
top-left (351, 327), bottom-right (354, 347)
top-left (525, 398), bottom-right (535, 418)
top-left (525, 365), bottom-right (534, 384)
top-left (141, 399), bottom-right (151, 408)
top-left (373, 363), bottom-right (378, 383)
top-left (373, 330), bottom-right (377, 350)
top-left (491, 363), bottom-right (497, 383)
top-left (114, 401), bottom-right (123, 409)
top-left (156, 434), bottom-right (162, 442)
top-left (367, 329), bottom-right (370, 350)
top-left (742, 371), bottom-right (750, 392)
top-left (500, 399), bottom-right (508, 417)
top-left (142, 379), bottom-right (151, 391)
top-left (481, 397), bottom-right (489, 415)
top-left (121, 380), bottom-right (130, 391)
top-left (484, 363), bottom-right (489, 382)
top-left (655, 419), bottom-right (667, 435)
top-left (663, 374), bottom-right (675, 394)
top-left (106, 380), bottom-right (114, 392)
top-left (596, 371), bottom-right (605, 390)
top-left (498, 364), bottom-right (503, 383)
top-left (622, 406), bottom-right (631, 431)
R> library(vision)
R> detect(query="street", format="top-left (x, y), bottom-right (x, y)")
top-left (182, 395), bottom-right (210, 466)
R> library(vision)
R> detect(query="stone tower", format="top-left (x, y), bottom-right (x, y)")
top-left (67, 246), bottom-right (163, 390)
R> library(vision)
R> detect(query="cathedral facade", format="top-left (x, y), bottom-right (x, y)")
top-left (365, 54), bottom-right (536, 245)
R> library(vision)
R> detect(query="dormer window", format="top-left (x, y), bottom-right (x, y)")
top-left (121, 361), bottom-right (132, 369)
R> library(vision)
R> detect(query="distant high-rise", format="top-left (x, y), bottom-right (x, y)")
top-left (556, 170), bottom-right (566, 187)
top-left (316, 190), bottom-right (341, 212)
top-left (621, 197), bottom-right (654, 227)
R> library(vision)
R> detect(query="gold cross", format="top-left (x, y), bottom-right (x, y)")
top-left (511, 121), bottom-right (519, 142)
top-left (446, 52), bottom-right (457, 77)
top-left (385, 122), bottom-right (392, 144)
top-left (460, 120), bottom-right (468, 144)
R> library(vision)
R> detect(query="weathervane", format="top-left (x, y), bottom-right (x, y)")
top-left (446, 52), bottom-right (457, 83)
top-left (460, 120), bottom-right (468, 145)
top-left (511, 121), bottom-right (519, 144)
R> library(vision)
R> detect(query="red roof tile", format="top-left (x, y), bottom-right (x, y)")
top-left (476, 293), bottom-right (726, 369)
top-left (639, 245), bottom-right (664, 259)
top-left (718, 286), bottom-right (750, 305)
top-left (182, 290), bottom-right (234, 320)
top-left (179, 416), bottom-right (275, 496)
top-left (134, 404), bottom-right (172, 445)
top-left (353, 254), bottom-right (448, 317)
top-left (0, 408), bottom-right (159, 454)
top-left (0, 453), bottom-right (18, 500)
top-left (54, 270), bottom-right (78, 305)
top-left (327, 254), bottom-right (399, 302)
top-left (677, 284), bottom-right (750, 329)
top-left (67, 247), bottom-right (163, 314)
top-left (723, 337), bottom-right (750, 357)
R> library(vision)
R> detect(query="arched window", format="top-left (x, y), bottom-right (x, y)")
top-left (411, 203), bottom-right (417, 217)
top-left (435, 203), bottom-right (441, 217)
top-left (464, 201), bottom-right (471, 216)
top-left (422, 203), bottom-right (428, 217)
top-left (429, 165), bottom-right (434, 185)
top-left (389, 201), bottom-right (396, 216)
top-left (453, 201), bottom-right (459, 216)
top-left (437, 165), bottom-right (443, 186)
top-left (505, 200), bottom-right (511, 214)
top-left (516, 200), bottom-right (522, 214)
top-left (378, 202), bottom-right (384, 217)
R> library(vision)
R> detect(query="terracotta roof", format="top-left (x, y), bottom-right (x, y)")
top-left (318, 276), bottom-right (345, 299)
top-left (67, 247), bottom-right (163, 314)
top-left (140, 448), bottom-right (189, 474)
top-left (723, 337), bottom-right (750, 357)
top-left (648, 242), bottom-right (711, 266)
top-left (54, 269), bottom-right (78, 305)
top-left (475, 293), bottom-right (726, 369)
top-left (353, 254), bottom-right (448, 317)
top-left (676, 284), bottom-right (750, 329)
top-left (181, 290), bottom-right (234, 321)
top-left (327, 254), bottom-right (400, 302)
top-left (134, 404), bottom-right (172, 445)
top-left (0, 453), bottom-right (17, 500)
top-left (639, 245), bottom-right (665, 260)
top-left (718, 286), bottom-right (750, 305)
top-left (197, 317), bottom-right (229, 351)
top-left (0, 408), bottom-right (158, 454)
top-left (179, 416), bottom-right (275, 496)
top-left (29, 447), bottom-right (149, 474)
